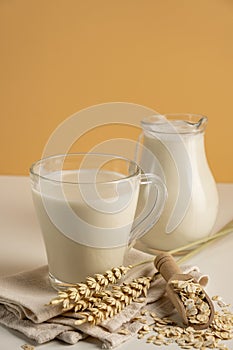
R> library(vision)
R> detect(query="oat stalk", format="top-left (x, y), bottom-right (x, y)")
top-left (169, 221), bottom-right (233, 256)
top-left (130, 222), bottom-right (233, 269)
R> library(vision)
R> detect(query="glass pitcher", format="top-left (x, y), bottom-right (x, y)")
top-left (135, 114), bottom-right (219, 253)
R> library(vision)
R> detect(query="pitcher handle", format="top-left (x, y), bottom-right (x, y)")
top-left (129, 173), bottom-right (167, 246)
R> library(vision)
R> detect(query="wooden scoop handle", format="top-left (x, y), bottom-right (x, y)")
top-left (154, 252), bottom-right (182, 281)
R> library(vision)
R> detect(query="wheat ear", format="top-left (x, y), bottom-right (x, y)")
top-left (74, 276), bottom-right (152, 325)
top-left (50, 265), bottom-right (132, 309)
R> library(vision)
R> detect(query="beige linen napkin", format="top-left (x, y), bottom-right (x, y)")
top-left (0, 249), bottom-right (208, 348)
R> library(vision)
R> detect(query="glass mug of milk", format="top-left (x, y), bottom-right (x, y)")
top-left (30, 153), bottom-right (167, 289)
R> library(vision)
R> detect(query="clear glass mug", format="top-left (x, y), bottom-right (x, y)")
top-left (30, 153), bottom-right (167, 289)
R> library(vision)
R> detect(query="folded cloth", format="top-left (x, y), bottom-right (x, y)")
top-left (0, 248), bottom-right (208, 348)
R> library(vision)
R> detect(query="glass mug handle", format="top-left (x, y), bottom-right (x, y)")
top-left (129, 173), bottom-right (167, 246)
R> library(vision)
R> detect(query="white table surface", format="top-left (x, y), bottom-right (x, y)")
top-left (0, 176), bottom-right (233, 350)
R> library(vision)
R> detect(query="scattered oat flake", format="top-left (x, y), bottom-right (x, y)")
top-left (141, 309), bottom-right (148, 316)
top-left (117, 328), bottom-right (130, 335)
top-left (153, 340), bottom-right (163, 345)
top-left (212, 295), bottom-right (222, 301)
top-left (217, 300), bottom-right (230, 308)
top-left (146, 335), bottom-right (156, 343)
top-left (137, 333), bottom-right (144, 339)
top-left (139, 318), bottom-right (147, 324)
top-left (21, 345), bottom-right (35, 350)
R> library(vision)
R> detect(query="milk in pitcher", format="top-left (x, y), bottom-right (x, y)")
top-left (136, 115), bottom-right (219, 252)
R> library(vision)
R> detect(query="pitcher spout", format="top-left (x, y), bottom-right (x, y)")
top-left (186, 115), bottom-right (208, 132)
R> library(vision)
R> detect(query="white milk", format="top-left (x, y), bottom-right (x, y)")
top-left (136, 128), bottom-right (219, 252)
top-left (32, 170), bottom-right (139, 284)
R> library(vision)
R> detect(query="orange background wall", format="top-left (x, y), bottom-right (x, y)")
top-left (1, 0), bottom-right (233, 182)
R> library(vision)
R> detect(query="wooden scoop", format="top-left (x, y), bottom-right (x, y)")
top-left (154, 252), bottom-right (214, 330)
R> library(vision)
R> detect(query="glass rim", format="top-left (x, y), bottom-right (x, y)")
top-left (141, 113), bottom-right (208, 134)
top-left (29, 152), bottom-right (141, 185)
